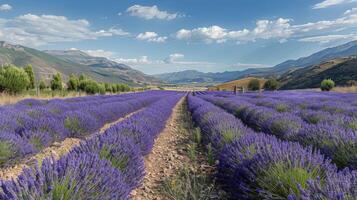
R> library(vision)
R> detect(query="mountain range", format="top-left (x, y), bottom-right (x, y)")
top-left (0, 40), bottom-right (356, 89)
top-left (0, 41), bottom-right (159, 86)
top-left (155, 40), bottom-right (357, 85)
top-left (279, 56), bottom-right (357, 89)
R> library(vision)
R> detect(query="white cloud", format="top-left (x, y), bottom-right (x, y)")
top-left (175, 19), bottom-right (291, 44)
top-left (114, 56), bottom-right (152, 64)
top-left (126, 5), bottom-right (182, 20)
top-left (313, 0), bottom-right (357, 9)
top-left (176, 9), bottom-right (357, 44)
top-left (0, 14), bottom-right (129, 46)
top-left (0, 4), bottom-right (12, 11)
top-left (299, 33), bottom-right (357, 43)
top-left (164, 53), bottom-right (184, 63)
top-left (84, 49), bottom-right (114, 58)
top-left (136, 31), bottom-right (167, 43)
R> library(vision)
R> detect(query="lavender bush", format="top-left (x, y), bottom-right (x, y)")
top-left (188, 95), bottom-right (356, 199)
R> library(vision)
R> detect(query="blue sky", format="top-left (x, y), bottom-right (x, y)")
top-left (0, 0), bottom-right (356, 74)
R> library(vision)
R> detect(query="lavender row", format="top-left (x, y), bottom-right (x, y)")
top-left (0, 91), bottom-right (168, 167)
top-left (0, 92), bottom-right (183, 199)
top-left (239, 91), bottom-right (357, 117)
top-left (199, 94), bottom-right (357, 169)
top-left (232, 94), bottom-right (357, 131)
top-left (188, 95), bottom-right (356, 200)
top-left (212, 92), bottom-right (357, 134)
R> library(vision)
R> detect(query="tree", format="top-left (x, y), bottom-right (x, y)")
top-left (24, 65), bottom-right (35, 89)
top-left (104, 83), bottom-right (112, 93)
top-left (248, 78), bottom-right (261, 91)
top-left (264, 79), bottom-right (280, 91)
top-left (51, 73), bottom-right (63, 91)
top-left (67, 74), bottom-right (79, 91)
top-left (0, 65), bottom-right (30, 94)
top-left (39, 80), bottom-right (47, 90)
top-left (320, 79), bottom-right (335, 91)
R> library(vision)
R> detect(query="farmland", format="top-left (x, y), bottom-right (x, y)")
top-left (0, 90), bottom-right (356, 199)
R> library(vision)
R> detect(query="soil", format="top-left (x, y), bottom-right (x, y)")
top-left (131, 97), bottom-right (192, 200)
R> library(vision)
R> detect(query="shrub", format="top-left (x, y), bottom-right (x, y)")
top-left (63, 111), bottom-right (98, 138)
top-left (39, 80), bottom-right (47, 90)
top-left (320, 79), bottom-right (335, 91)
top-left (24, 65), bottom-right (35, 89)
top-left (67, 74), bottom-right (79, 91)
top-left (50, 73), bottom-right (63, 91)
top-left (80, 79), bottom-right (100, 94)
top-left (104, 83), bottom-right (112, 93)
top-left (263, 79), bottom-right (279, 91)
top-left (0, 65), bottom-right (30, 94)
top-left (248, 78), bottom-right (261, 91)
top-left (0, 152), bottom-right (130, 199)
top-left (347, 80), bottom-right (357, 86)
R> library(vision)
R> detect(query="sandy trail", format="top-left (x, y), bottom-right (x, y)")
top-left (0, 108), bottom-right (143, 180)
top-left (131, 97), bottom-right (191, 200)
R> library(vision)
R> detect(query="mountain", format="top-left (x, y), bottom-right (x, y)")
top-left (273, 40), bottom-right (357, 71)
top-left (0, 41), bottom-right (160, 86)
top-left (44, 50), bottom-right (160, 85)
top-left (155, 40), bottom-right (357, 84)
top-left (279, 56), bottom-right (357, 89)
top-left (154, 68), bottom-right (269, 85)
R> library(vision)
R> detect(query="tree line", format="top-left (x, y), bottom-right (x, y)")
top-left (0, 65), bottom-right (131, 94)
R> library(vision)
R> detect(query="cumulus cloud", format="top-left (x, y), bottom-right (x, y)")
top-left (126, 5), bottom-right (182, 20)
top-left (0, 14), bottom-right (129, 46)
top-left (175, 18), bottom-right (291, 44)
top-left (164, 53), bottom-right (184, 63)
top-left (176, 9), bottom-right (357, 44)
top-left (313, 0), bottom-right (357, 9)
top-left (136, 32), bottom-right (167, 43)
top-left (0, 4), bottom-right (12, 11)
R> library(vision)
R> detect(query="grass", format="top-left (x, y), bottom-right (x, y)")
top-left (0, 141), bottom-right (14, 166)
top-left (258, 163), bottom-right (323, 198)
top-left (99, 145), bottom-right (128, 171)
top-left (0, 90), bottom-right (85, 106)
top-left (332, 86), bottom-right (357, 93)
top-left (158, 98), bottom-right (226, 199)
top-left (208, 77), bottom-right (266, 91)
top-left (160, 168), bottom-right (217, 200)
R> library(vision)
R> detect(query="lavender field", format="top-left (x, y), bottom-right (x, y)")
top-left (190, 91), bottom-right (356, 199)
top-left (0, 91), bottom-right (184, 199)
top-left (0, 90), bottom-right (355, 199)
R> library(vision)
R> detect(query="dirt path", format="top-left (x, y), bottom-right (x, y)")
top-left (0, 108), bottom-right (143, 180)
top-left (131, 97), bottom-right (192, 200)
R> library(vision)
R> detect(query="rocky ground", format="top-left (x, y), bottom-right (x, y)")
top-left (131, 97), bottom-right (188, 199)
top-left (131, 97), bottom-right (223, 200)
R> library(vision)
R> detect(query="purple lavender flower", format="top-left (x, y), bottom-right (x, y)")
top-left (0, 152), bottom-right (131, 199)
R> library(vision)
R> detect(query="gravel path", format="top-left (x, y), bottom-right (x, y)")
top-left (131, 97), bottom-right (191, 200)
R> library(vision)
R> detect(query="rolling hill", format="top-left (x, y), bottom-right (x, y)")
top-left (208, 77), bottom-right (266, 91)
top-left (155, 40), bottom-right (357, 84)
top-left (0, 41), bottom-right (160, 86)
top-left (279, 56), bottom-right (357, 89)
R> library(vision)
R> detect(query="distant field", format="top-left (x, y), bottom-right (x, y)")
top-left (208, 77), bottom-right (266, 91)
